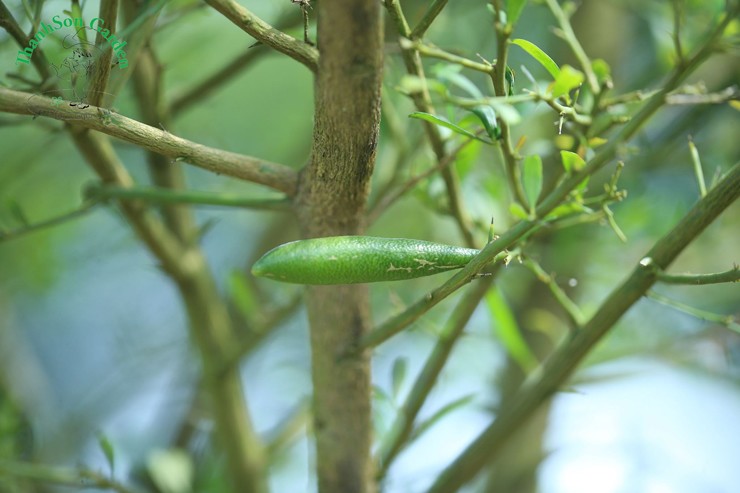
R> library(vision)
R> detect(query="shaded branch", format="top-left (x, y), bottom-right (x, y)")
top-left (205, 0), bottom-right (318, 72)
top-left (0, 87), bottom-right (299, 195)
top-left (0, 460), bottom-right (142, 493)
top-left (657, 266), bottom-right (740, 285)
top-left (86, 184), bottom-right (291, 211)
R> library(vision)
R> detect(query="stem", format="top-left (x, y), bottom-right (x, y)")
top-left (490, 3), bottom-right (528, 206)
top-left (87, 184), bottom-right (290, 210)
top-left (0, 202), bottom-right (98, 242)
top-left (410, 0), bottom-right (450, 39)
top-left (295, 0), bottom-right (384, 491)
top-left (657, 266), bottom-right (740, 285)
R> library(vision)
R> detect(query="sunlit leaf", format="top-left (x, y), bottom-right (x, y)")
top-left (560, 150), bottom-right (585, 172)
top-left (549, 65), bottom-right (584, 99)
top-left (511, 38), bottom-right (560, 79)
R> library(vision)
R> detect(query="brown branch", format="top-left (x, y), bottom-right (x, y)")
top-left (205, 0), bottom-right (318, 72)
top-left (0, 87), bottom-right (299, 195)
top-left (88, 0), bottom-right (118, 107)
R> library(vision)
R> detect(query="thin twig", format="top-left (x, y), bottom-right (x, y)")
top-left (521, 256), bottom-right (585, 328)
top-left (368, 136), bottom-right (477, 223)
top-left (647, 290), bottom-right (740, 331)
top-left (657, 266), bottom-right (740, 285)
top-left (410, 0), bottom-right (449, 39)
top-left (170, 9), bottom-right (304, 116)
top-left (205, 0), bottom-right (318, 72)
top-left (0, 202), bottom-right (98, 242)
top-left (543, 0), bottom-right (600, 95)
top-left (489, 2), bottom-right (528, 206)
top-left (0, 87), bottom-right (299, 195)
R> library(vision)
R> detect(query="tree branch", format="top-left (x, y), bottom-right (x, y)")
top-left (426, 160), bottom-right (740, 493)
top-left (205, 0), bottom-right (318, 72)
top-left (0, 87), bottom-right (299, 195)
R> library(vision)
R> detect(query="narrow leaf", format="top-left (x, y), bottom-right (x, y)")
top-left (96, 431), bottom-right (115, 476)
top-left (507, 0), bottom-right (529, 26)
top-left (391, 357), bottom-right (407, 400)
top-left (409, 112), bottom-right (492, 143)
top-left (410, 395), bottom-right (476, 443)
top-left (511, 38), bottom-right (560, 79)
top-left (522, 155), bottom-right (543, 214)
top-left (435, 66), bottom-right (483, 98)
top-left (485, 288), bottom-right (538, 372)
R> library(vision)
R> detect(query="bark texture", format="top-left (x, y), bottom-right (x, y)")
top-left (295, 1), bottom-right (383, 492)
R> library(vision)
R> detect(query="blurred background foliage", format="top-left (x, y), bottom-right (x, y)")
top-left (0, 0), bottom-right (738, 492)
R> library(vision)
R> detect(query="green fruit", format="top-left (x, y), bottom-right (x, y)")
top-left (251, 236), bottom-right (480, 284)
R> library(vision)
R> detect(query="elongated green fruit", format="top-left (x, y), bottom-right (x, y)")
top-left (251, 236), bottom-right (480, 284)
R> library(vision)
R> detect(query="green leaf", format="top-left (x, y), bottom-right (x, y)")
top-left (96, 431), bottom-right (115, 476)
top-left (592, 58), bottom-right (612, 85)
top-left (549, 65), bottom-right (584, 99)
top-left (485, 288), bottom-right (538, 372)
top-left (511, 38), bottom-right (560, 80)
top-left (410, 395), bottom-right (476, 443)
top-left (507, 0), bottom-right (529, 26)
top-left (546, 201), bottom-right (591, 219)
top-left (470, 105), bottom-right (500, 139)
top-left (560, 150), bottom-right (585, 172)
top-left (228, 271), bottom-right (261, 327)
top-left (509, 202), bottom-right (529, 220)
top-left (398, 75), bottom-right (447, 96)
top-left (391, 357), bottom-right (407, 399)
top-left (409, 112), bottom-right (492, 143)
top-left (522, 155), bottom-right (543, 214)
top-left (434, 64), bottom-right (483, 98)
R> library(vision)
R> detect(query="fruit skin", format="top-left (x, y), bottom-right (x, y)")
top-left (251, 236), bottom-right (480, 285)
